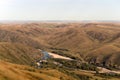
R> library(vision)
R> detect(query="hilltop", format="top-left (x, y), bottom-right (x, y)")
top-left (0, 22), bottom-right (120, 80)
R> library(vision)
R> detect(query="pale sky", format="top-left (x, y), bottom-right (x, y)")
top-left (0, 0), bottom-right (120, 21)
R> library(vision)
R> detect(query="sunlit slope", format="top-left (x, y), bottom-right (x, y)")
top-left (0, 23), bottom-right (120, 67)
top-left (85, 45), bottom-right (120, 67)
top-left (0, 60), bottom-right (120, 80)
top-left (0, 60), bottom-right (76, 80)
top-left (0, 42), bottom-right (42, 65)
top-left (46, 23), bottom-right (120, 67)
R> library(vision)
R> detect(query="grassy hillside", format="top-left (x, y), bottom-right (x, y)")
top-left (0, 22), bottom-right (120, 78)
top-left (48, 23), bottom-right (120, 68)
top-left (0, 29), bottom-right (44, 48)
top-left (0, 23), bottom-right (120, 68)
top-left (1, 60), bottom-right (120, 80)
top-left (0, 42), bottom-right (42, 65)
top-left (0, 60), bottom-right (76, 80)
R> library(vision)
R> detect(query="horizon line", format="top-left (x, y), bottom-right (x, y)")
top-left (0, 20), bottom-right (120, 23)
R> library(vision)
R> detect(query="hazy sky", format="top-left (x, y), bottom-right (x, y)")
top-left (0, 0), bottom-right (120, 21)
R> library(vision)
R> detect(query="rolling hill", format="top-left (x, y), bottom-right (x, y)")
top-left (0, 42), bottom-right (42, 65)
top-left (0, 60), bottom-right (76, 80)
top-left (0, 22), bottom-right (120, 80)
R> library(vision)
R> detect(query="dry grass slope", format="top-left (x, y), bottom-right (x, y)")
top-left (0, 42), bottom-right (42, 65)
top-left (0, 60), bottom-right (76, 80)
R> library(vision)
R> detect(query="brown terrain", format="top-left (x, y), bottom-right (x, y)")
top-left (0, 22), bottom-right (120, 80)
